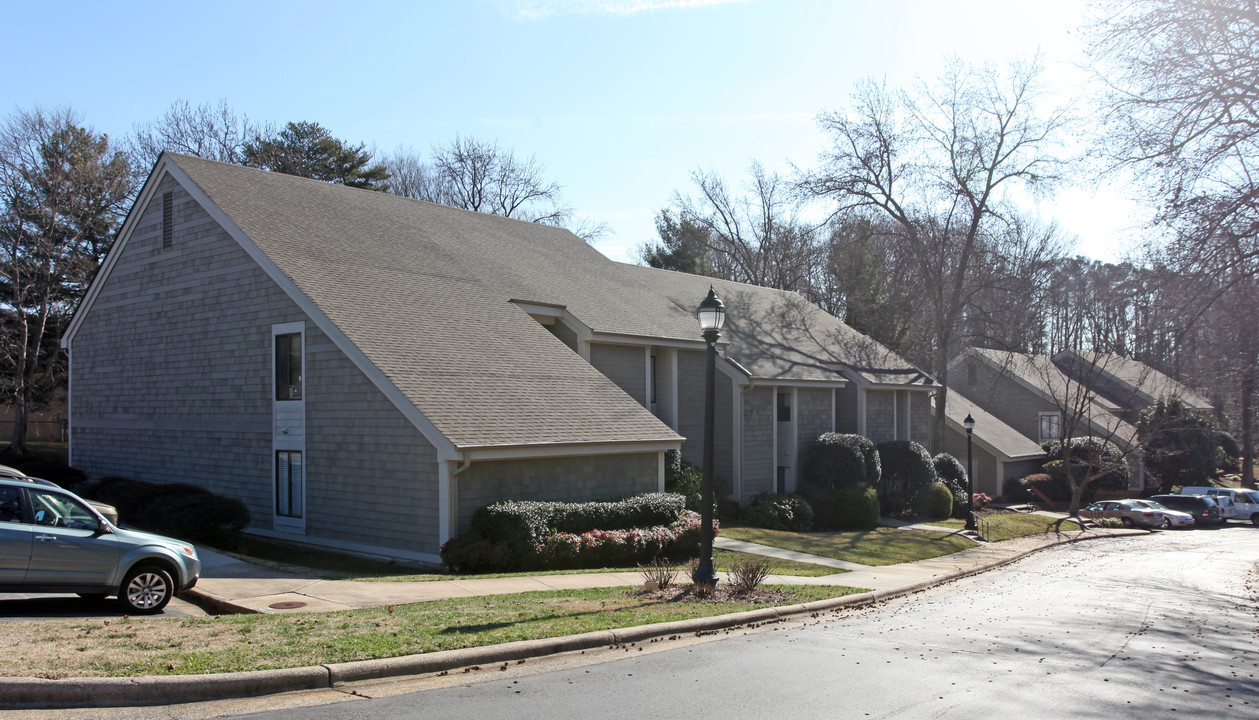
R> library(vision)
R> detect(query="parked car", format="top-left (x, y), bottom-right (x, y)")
top-left (1149, 494), bottom-right (1225, 526)
top-left (1080, 500), bottom-right (1166, 528)
top-left (0, 477), bottom-right (199, 613)
top-left (1180, 486), bottom-right (1259, 525)
top-left (0, 464), bottom-right (118, 525)
top-left (1128, 500), bottom-right (1196, 528)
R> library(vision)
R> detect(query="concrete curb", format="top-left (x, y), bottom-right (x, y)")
top-left (0, 528), bottom-right (1145, 710)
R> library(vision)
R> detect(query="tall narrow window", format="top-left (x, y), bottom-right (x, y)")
top-left (275, 333), bottom-right (302, 400)
top-left (777, 391), bottom-right (791, 422)
top-left (650, 355), bottom-right (657, 404)
top-left (275, 450), bottom-right (303, 518)
top-left (1039, 412), bottom-right (1062, 441)
top-left (161, 192), bottom-right (173, 249)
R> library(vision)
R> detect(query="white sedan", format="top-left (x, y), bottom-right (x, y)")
top-left (1131, 500), bottom-right (1195, 528)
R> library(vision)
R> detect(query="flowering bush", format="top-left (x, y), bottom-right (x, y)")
top-left (442, 500), bottom-right (716, 573)
top-left (972, 492), bottom-right (993, 511)
top-left (539, 510), bottom-right (711, 569)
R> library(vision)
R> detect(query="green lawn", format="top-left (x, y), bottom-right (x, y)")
top-left (719, 526), bottom-right (975, 566)
top-left (1, 585), bottom-right (863, 678)
top-left (928, 513), bottom-right (1082, 542)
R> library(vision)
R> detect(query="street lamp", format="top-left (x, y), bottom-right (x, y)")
top-left (692, 286), bottom-right (725, 587)
top-left (964, 413), bottom-right (976, 532)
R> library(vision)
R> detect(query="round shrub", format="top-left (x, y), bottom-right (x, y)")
top-left (876, 440), bottom-right (936, 516)
top-left (933, 453), bottom-right (970, 518)
top-left (742, 492), bottom-right (813, 531)
top-left (915, 481), bottom-right (954, 519)
top-left (799, 433), bottom-right (880, 489)
top-left (1216, 431), bottom-right (1241, 460)
top-left (800, 484), bottom-right (880, 530)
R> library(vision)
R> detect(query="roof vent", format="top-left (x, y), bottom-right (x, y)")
top-left (162, 192), bottom-right (173, 250)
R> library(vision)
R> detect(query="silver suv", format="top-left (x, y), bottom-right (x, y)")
top-left (0, 477), bottom-right (200, 613)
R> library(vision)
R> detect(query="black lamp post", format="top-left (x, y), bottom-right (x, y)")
top-left (692, 286), bottom-right (725, 587)
top-left (964, 413), bottom-right (976, 532)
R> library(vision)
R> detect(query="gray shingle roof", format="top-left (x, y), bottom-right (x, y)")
top-left (937, 390), bottom-right (1045, 460)
top-left (167, 153), bottom-right (929, 447)
top-left (169, 154), bottom-right (679, 448)
top-left (968, 348), bottom-right (1137, 445)
top-left (1069, 351), bottom-right (1213, 411)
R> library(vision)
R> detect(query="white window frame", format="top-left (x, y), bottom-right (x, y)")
top-left (272, 321), bottom-right (306, 530)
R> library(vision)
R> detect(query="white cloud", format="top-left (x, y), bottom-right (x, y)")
top-left (498, 0), bottom-right (750, 21)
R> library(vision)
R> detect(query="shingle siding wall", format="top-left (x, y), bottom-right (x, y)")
top-left (676, 350), bottom-right (734, 496)
top-left (741, 387), bottom-right (774, 499)
top-left (70, 175), bottom-right (440, 557)
top-left (866, 390), bottom-right (896, 443)
top-left (957, 360), bottom-right (1056, 444)
top-left (835, 383), bottom-right (859, 434)
top-left (910, 391), bottom-right (930, 445)
top-left (455, 452), bottom-right (659, 534)
top-left (796, 388), bottom-right (833, 468)
top-left (590, 343), bottom-right (647, 406)
top-left (943, 427), bottom-right (1000, 497)
top-left (304, 329), bottom-right (440, 555)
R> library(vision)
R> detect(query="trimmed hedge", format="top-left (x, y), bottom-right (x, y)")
top-left (800, 484), bottom-right (881, 530)
top-left (876, 440), bottom-right (936, 516)
top-left (915, 481), bottom-right (954, 519)
top-left (471, 493), bottom-right (686, 548)
top-left (444, 493), bottom-right (698, 573)
top-left (742, 492), bottom-right (813, 531)
top-left (932, 453), bottom-right (970, 519)
top-left (0, 451), bottom-right (89, 491)
top-left (90, 476), bottom-right (250, 547)
top-left (800, 433), bottom-right (880, 489)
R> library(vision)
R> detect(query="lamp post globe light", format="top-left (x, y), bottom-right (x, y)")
top-left (963, 413), bottom-right (976, 532)
top-left (693, 286), bottom-right (725, 587)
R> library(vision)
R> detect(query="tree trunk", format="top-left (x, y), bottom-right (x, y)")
top-left (8, 376), bottom-right (28, 456)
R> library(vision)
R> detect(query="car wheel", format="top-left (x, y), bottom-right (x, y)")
top-left (119, 565), bottom-right (173, 614)
top-left (1252, 513), bottom-right (1259, 526)
top-left (1121, 517), bottom-right (1135, 528)
top-left (1162, 517), bottom-right (1172, 529)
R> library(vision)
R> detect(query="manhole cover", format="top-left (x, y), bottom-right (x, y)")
top-left (269, 601), bottom-right (307, 610)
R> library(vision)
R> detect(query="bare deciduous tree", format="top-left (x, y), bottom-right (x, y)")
top-left (798, 56), bottom-right (1070, 451)
top-left (0, 107), bottom-right (132, 453)
top-left (129, 99), bottom-right (265, 170)
top-left (667, 162), bottom-right (817, 291)
top-left (383, 138), bottom-right (607, 242)
top-left (1088, 0), bottom-right (1259, 486)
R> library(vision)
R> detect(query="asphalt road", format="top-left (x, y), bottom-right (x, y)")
top-left (210, 526), bottom-right (1259, 720)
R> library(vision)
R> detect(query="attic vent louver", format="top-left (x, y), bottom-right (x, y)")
top-left (162, 192), bottom-right (173, 249)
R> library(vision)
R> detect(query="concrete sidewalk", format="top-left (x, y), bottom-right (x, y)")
top-left (186, 525), bottom-right (1132, 615)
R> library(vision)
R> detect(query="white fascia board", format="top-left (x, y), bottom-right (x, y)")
top-left (589, 330), bottom-right (711, 351)
top-left (716, 356), bottom-right (751, 386)
top-left (149, 158), bottom-right (461, 461)
top-left (460, 439), bottom-right (683, 462)
top-left (62, 155), bottom-right (172, 349)
top-left (747, 377), bottom-right (847, 389)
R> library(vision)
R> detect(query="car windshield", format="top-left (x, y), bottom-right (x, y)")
top-left (1136, 501), bottom-right (1168, 510)
top-left (1242, 490), bottom-right (1259, 504)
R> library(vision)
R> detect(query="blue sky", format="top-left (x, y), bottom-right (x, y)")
top-left (4, 0), bottom-right (1141, 263)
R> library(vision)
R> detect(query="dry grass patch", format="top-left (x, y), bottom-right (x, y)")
top-left (0, 585), bottom-right (863, 679)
